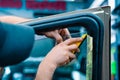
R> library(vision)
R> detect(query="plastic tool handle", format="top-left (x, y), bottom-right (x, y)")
top-left (72, 34), bottom-right (87, 54)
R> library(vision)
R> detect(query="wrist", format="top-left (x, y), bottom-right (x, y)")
top-left (35, 58), bottom-right (57, 80)
top-left (43, 57), bottom-right (57, 70)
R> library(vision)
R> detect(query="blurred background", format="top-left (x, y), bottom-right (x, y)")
top-left (0, 0), bottom-right (119, 80)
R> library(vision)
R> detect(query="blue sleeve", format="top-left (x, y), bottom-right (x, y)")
top-left (0, 22), bottom-right (35, 67)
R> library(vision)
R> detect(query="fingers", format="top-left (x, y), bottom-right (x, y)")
top-left (54, 33), bottom-right (63, 43)
top-left (76, 48), bottom-right (80, 53)
top-left (64, 38), bottom-right (83, 45)
top-left (60, 28), bottom-right (71, 37)
top-left (64, 53), bottom-right (76, 65)
top-left (59, 28), bottom-right (71, 41)
top-left (64, 58), bottom-right (70, 65)
top-left (68, 52), bottom-right (76, 59)
top-left (67, 44), bottom-right (78, 51)
top-left (51, 30), bottom-right (63, 43)
top-left (63, 28), bottom-right (71, 37)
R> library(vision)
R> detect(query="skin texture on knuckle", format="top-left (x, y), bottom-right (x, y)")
top-left (71, 44), bottom-right (78, 49)
top-left (63, 51), bottom-right (68, 56)
top-left (56, 36), bottom-right (62, 43)
top-left (59, 42), bottom-right (66, 47)
top-left (66, 56), bottom-right (69, 61)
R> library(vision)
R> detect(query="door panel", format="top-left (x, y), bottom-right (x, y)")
top-left (21, 6), bottom-right (110, 80)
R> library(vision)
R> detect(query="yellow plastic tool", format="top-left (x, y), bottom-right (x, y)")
top-left (72, 34), bottom-right (87, 54)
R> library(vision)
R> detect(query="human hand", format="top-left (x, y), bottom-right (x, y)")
top-left (35, 37), bottom-right (82, 80)
top-left (43, 37), bottom-right (83, 67)
top-left (37, 28), bottom-right (70, 44)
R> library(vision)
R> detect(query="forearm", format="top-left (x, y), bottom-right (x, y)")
top-left (35, 58), bottom-right (57, 80)
top-left (0, 16), bottom-right (30, 24)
